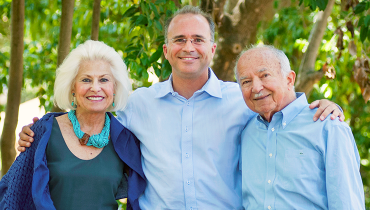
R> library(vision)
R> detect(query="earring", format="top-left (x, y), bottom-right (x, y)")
top-left (112, 94), bottom-right (115, 107)
top-left (71, 93), bottom-right (77, 108)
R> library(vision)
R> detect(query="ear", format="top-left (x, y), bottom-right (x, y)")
top-left (286, 70), bottom-right (296, 90)
top-left (211, 42), bottom-right (217, 55)
top-left (163, 44), bottom-right (168, 59)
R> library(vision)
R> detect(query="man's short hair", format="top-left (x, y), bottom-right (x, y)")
top-left (164, 5), bottom-right (215, 44)
top-left (234, 45), bottom-right (292, 82)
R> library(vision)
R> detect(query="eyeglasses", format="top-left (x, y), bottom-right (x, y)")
top-left (170, 38), bottom-right (208, 46)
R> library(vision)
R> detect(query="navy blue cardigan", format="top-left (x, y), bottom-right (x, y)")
top-left (0, 112), bottom-right (146, 210)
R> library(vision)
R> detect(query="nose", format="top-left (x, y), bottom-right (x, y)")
top-left (91, 79), bottom-right (101, 92)
top-left (252, 79), bottom-right (263, 93)
top-left (182, 39), bottom-right (195, 52)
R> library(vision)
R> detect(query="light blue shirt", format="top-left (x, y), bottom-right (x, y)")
top-left (117, 69), bottom-right (256, 210)
top-left (241, 93), bottom-right (365, 210)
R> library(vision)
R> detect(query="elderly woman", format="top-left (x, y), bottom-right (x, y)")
top-left (0, 40), bottom-right (145, 210)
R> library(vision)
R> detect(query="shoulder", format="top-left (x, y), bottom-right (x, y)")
top-left (31, 112), bottom-right (65, 133)
top-left (129, 81), bottom-right (167, 99)
top-left (219, 81), bottom-right (240, 92)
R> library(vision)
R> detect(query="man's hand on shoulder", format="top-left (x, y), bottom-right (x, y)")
top-left (309, 99), bottom-right (344, 122)
top-left (17, 117), bottom-right (39, 152)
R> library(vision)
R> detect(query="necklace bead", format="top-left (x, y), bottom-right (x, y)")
top-left (68, 110), bottom-right (110, 148)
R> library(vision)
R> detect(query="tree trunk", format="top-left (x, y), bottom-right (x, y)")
top-left (295, 0), bottom-right (335, 95)
top-left (51, 0), bottom-right (75, 112)
top-left (0, 0), bottom-right (24, 176)
top-left (210, 0), bottom-right (275, 81)
top-left (91, 0), bottom-right (101, 41)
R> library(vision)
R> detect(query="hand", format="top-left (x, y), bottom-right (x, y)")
top-left (17, 117), bottom-right (39, 152)
top-left (309, 99), bottom-right (344, 122)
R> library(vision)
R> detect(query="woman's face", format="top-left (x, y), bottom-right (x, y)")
top-left (73, 60), bottom-right (115, 115)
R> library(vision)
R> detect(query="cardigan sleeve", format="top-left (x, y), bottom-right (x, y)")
top-left (0, 114), bottom-right (52, 210)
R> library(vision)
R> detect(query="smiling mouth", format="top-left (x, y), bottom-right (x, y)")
top-left (180, 57), bottom-right (198, 60)
top-left (254, 94), bottom-right (270, 101)
top-left (87, 96), bottom-right (104, 101)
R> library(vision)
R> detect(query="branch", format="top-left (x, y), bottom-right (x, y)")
top-left (91, 0), bottom-right (101, 41)
top-left (295, 0), bottom-right (335, 95)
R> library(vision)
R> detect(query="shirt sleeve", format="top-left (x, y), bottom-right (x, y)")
top-left (116, 95), bottom-right (134, 129)
top-left (325, 121), bottom-right (365, 209)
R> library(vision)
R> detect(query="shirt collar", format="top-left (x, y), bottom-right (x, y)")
top-left (280, 92), bottom-right (308, 129)
top-left (155, 68), bottom-right (222, 99)
top-left (256, 92), bottom-right (307, 129)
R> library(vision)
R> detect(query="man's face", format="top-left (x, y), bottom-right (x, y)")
top-left (163, 14), bottom-right (217, 80)
top-left (237, 48), bottom-right (295, 121)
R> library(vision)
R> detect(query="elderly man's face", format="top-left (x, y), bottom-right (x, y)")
top-left (163, 14), bottom-right (217, 80)
top-left (237, 48), bottom-right (295, 121)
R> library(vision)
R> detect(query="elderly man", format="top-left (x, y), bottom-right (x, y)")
top-left (236, 45), bottom-right (365, 209)
top-left (18, 6), bottom-right (344, 210)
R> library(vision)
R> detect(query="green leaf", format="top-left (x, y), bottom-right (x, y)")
top-left (135, 15), bottom-right (148, 26)
top-left (161, 59), bottom-right (172, 79)
top-left (155, 20), bottom-right (163, 31)
top-left (365, 15), bottom-right (370, 27)
top-left (149, 48), bottom-right (163, 63)
top-left (153, 64), bottom-right (161, 77)
top-left (316, 0), bottom-right (328, 11)
top-left (149, 3), bottom-right (159, 17)
top-left (354, 2), bottom-right (367, 14)
top-left (309, 0), bottom-right (316, 10)
top-left (358, 16), bottom-right (365, 27)
top-left (155, 0), bottom-right (168, 4)
top-left (360, 25), bottom-right (368, 42)
top-left (125, 46), bottom-right (140, 54)
top-left (123, 5), bottom-right (138, 18)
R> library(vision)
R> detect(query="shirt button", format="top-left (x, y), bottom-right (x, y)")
top-left (268, 206), bottom-right (271, 209)
top-left (268, 180), bottom-right (271, 184)
top-left (271, 128), bottom-right (275, 132)
top-left (187, 181), bottom-right (190, 185)
top-left (269, 153), bottom-right (272, 157)
top-left (172, 92), bottom-right (175, 96)
top-left (187, 102), bottom-right (190, 106)
top-left (186, 153), bottom-right (189, 158)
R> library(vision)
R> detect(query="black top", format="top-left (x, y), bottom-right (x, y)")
top-left (46, 118), bottom-right (125, 210)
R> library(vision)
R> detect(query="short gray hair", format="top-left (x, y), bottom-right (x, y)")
top-left (54, 40), bottom-right (132, 111)
top-left (234, 45), bottom-right (292, 82)
top-left (164, 5), bottom-right (215, 44)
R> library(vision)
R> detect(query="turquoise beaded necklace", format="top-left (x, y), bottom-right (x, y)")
top-left (68, 110), bottom-right (110, 148)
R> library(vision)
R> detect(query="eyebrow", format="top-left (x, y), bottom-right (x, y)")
top-left (171, 34), bottom-right (207, 39)
top-left (258, 68), bottom-right (267, 73)
top-left (79, 74), bottom-right (111, 77)
top-left (239, 68), bottom-right (268, 80)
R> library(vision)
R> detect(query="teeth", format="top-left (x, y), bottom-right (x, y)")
top-left (254, 92), bottom-right (263, 98)
top-left (181, 58), bottom-right (195, 60)
top-left (87, 97), bottom-right (103, 101)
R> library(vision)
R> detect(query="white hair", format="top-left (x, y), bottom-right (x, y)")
top-left (234, 45), bottom-right (292, 81)
top-left (54, 40), bottom-right (132, 111)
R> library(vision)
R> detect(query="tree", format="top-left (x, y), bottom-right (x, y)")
top-left (0, 0), bottom-right (24, 176)
top-left (91, 0), bottom-right (102, 41)
top-left (295, 0), bottom-right (335, 95)
top-left (51, 0), bottom-right (75, 112)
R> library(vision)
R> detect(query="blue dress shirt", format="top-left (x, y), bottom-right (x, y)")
top-left (117, 69), bottom-right (256, 210)
top-left (241, 93), bottom-right (365, 210)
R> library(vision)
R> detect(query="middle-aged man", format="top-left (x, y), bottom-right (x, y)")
top-left (236, 45), bottom-right (365, 209)
top-left (18, 6), bottom-right (344, 210)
